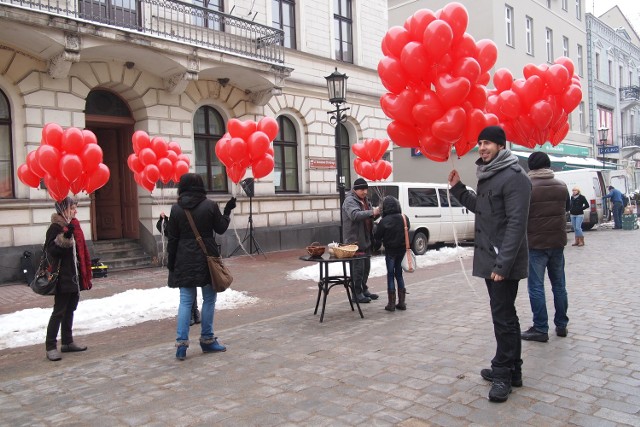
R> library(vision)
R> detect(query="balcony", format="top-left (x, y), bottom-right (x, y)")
top-left (621, 133), bottom-right (640, 158)
top-left (619, 86), bottom-right (640, 111)
top-left (0, 0), bottom-right (284, 65)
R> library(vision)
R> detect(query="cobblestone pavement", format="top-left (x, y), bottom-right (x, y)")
top-left (0, 227), bottom-right (639, 426)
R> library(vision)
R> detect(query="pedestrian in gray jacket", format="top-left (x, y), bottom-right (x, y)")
top-left (448, 125), bottom-right (531, 403)
top-left (342, 178), bottom-right (381, 304)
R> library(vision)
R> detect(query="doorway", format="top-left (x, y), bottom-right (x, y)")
top-left (85, 90), bottom-right (138, 240)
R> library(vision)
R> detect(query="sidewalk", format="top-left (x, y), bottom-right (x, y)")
top-left (1, 229), bottom-right (639, 426)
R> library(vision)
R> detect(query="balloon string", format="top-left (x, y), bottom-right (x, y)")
top-left (229, 183), bottom-right (255, 258)
top-left (448, 156), bottom-right (477, 296)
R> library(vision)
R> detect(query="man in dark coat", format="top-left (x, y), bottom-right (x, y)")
top-left (448, 125), bottom-right (531, 403)
top-left (167, 173), bottom-right (236, 360)
top-left (522, 152), bottom-right (571, 343)
top-left (342, 178), bottom-right (381, 303)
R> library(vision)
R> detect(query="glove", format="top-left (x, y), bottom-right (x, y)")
top-left (63, 223), bottom-right (75, 239)
top-left (224, 197), bottom-right (237, 216)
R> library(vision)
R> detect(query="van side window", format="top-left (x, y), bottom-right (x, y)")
top-left (438, 189), bottom-right (463, 207)
top-left (409, 188), bottom-right (438, 207)
top-left (369, 186), bottom-right (399, 207)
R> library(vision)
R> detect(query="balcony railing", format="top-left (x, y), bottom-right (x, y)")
top-left (620, 86), bottom-right (640, 101)
top-left (622, 134), bottom-right (640, 148)
top-left (1, 0), bottom-right (284, 65)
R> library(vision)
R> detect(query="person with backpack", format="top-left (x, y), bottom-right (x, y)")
top-left (373, 196), bottom-right (410, 311)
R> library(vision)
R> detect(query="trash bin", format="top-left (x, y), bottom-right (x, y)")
top-left (622, 214), bottom-right (638, 230)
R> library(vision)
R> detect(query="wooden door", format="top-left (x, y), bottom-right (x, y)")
top-left (94, 129), bottom-right (122, 239)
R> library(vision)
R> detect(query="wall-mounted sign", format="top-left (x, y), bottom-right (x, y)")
top-left (598, 145), bottom-right (620, 155)
top-left (309, 158), bottom-right (336, 169)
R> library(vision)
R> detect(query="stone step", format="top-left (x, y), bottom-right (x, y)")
top-left (91, 239), bottom-right (155, 272)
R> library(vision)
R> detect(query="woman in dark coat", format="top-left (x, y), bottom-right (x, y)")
top-left (45, 196), bottom-right (92, 361)
top-left (569, 186), bottom-right (589, 246)
top-left (167, 173), bottom-right (236, 360)
top-left (373, 196), bottom-right (410, 311)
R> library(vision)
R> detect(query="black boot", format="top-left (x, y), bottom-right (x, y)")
top-left (396, 288), bottom-right (406, 310)
top-left (385, 291), bottom-right (396, 311)
top-left (488, 367), bottom-right (512, 402)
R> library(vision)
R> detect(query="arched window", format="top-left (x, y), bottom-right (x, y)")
top-left (273, 116), bottom-right (299, 192)
top-left (194, 106), bottom-right (227, 192)
top-left (0, 90), bottom-right (13, 198)
top-left (337, 123), bottom-right (351, 190)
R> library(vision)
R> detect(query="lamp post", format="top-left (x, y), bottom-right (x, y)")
top-left (598, 126), bottom-right (609, 170)
top-left (325, 67), bottom-right (349, 243)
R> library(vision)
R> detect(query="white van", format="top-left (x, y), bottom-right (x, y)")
top-left (368, 182), bottom-right (475, 255)
top-left (555, 169), bottom-right (605, 230)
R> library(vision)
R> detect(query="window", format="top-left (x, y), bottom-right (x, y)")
top-left (438, 189), bottom-right (462, 207)
top-left (545, 28), bottom-right (553, 62)
top-left (562, 36), bottom-right (569, 57)
top-left (0, 90), bottom-right (13, 198)
top-left (578, 102), bottom-right (585, 133)
top-left (272, 0), bottom-right (296, 49)
top-left (408, 188), bottom-right (438, 207)
top-left (575, 0), bottom-right (581, 20)
top-left (193, 106), bottom-right (228, 192)
top-left (505, 5), bottom-right (514, 47)
top-left (595, 52), bottom-right (600, 80)
top-left (608, 60), bottom-right (612, 85)
top-left (577, 44), bottom-right (583, 76)
top-left (562, 0), bottom-right (568, 11)
top-left (337, 123), bottom-right (351, 189)
top-left (334, 0), bottom-right (353, 63)
top-left (525, 16), bottom-right (534, 55)
top-left (193, 0), bottom-right (224, 31)
top-left (273, 116), bottom-right (299, 192)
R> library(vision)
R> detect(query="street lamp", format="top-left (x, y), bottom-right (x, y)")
top-left (325, 67), bottom-right (349, 243)
top-left (598, 126), bottom-right (609, 169)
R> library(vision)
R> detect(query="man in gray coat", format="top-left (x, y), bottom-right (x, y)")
top-left (342, 178), bottom-right (380, 304)
top-left (522, 151), bottom-right (570, 342)
top-left (448, 126), bottom-right (531, 403)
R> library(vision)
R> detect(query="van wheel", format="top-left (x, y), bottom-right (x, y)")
top-left (412, 231), bottom-right (428, 255)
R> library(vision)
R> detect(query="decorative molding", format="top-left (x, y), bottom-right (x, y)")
top-left (47, 32), bottom-right (81, 79)
top-left (164, 71), bottom-right (199, 95)
top-left (247, 87), bottom-right (282, 106)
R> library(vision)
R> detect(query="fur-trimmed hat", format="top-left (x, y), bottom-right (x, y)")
top-left (353, 178), bottom-right (368, 190)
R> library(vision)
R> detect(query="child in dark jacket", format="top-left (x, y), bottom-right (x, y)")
top-left (373, 196), bottom-right (411, 311)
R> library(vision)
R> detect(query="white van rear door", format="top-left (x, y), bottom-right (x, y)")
top-left (406, 186), bottom-right (442, 241)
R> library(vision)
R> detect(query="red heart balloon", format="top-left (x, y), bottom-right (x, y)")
top-left (27, 150), bottom-right (46, 178)
top-left (374, 160), bottom-right (392, 181)
top-left (127, 153), bottom-right (144, 174)
top-left (228, 137), bottom-right (248, 164)
top-left (251, 154), bottom-right (274, 179)
top-left (412, 90), bottom-right (445, 124)
top-left (62, 127), bottom-right (85, 155)
top-left (511, 76), bottom-right (544, 112)
top-left (42, 123), bottom-right (64, 149)
top-left (82, 143), bottom-right (103, 173)
top-left (497, 90), bottom-right (522, 120)
top-left (82, 129), bottom-right (98, 146)
top-left (451, 57), bottom-right (481, 84)
top-left (493, 68), bottom-right (514, 93)
top-left (423, 20), bottom-right (453, 61)
top-left (380, 89), bottom-right (419, 125)
top-left (560, 84), bottom-right (582, 112)
top-left (387, 121), bottom-right (419, 148)
top-left (173, 160), bottom-right (189, 182)
top-left (168, 141), bottom-right (182, 155)
top-left (407, 9), bottom-right (437, 42)
top-left (138, 147), bottom-right (157, 167)
top-left (432, 106), bottom-right (466, 143)
top-left (214, 136), bottom-right (232, 167)
top-left (439, 2), bottom-right (468, 43)
top-left (435, 74), bottom-right (471, 109)
top-left (132, 130), bottom-right (151, 154)
top-left (257, 117), bottom-right (279, 141)
top-left (227, 119), bottom-right (257, 141)
top-left (352, 142), bottom-right (369, 161)
top-left (419, 133), bottom-right (452, 162)
top-left (247, 131), bottom-right (271, 161)
top-left (523, 63), bottom-right (548, 80)
top-left (382, 26), bottom-right (411, 59)
top-left (60, 154), bottom-right (83, 184)
top-left (474, 39), bottom-right (498, 73)
top-left (378, 56), bottom-right (410, 94)
top-left (44, 174), bottom-right (70, 202)
top-left (151, 137), bottom-right (169, 159)
top-left (400, 41), bottom-right (431, 84)
top-left (157, 157), bottom-right (174, 184)
top-left (554, 56), bottom-right (575, 78)
top-left (545, 64), bottom-right (571, 94)
top-left (70, 172), bottom-right (88, 195)
top-left (529, 100), bottom-right (554, 130)
top-left (37, 145), bottom-right (62, 177)
top-left (85, 163), bottom-right (110, 194)
top-left (451, 33), bottom-right (476, 60)
top-left (226, 163), bottom-right (247, 184)
top-left (17, 164), bottom-right (41, 188)
top-left (466, 84), bottom-right (488, 110)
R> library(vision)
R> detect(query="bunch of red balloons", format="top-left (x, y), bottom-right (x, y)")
top-left (379, 2), bottom-right (499, 162)
top-left (17, 123), bottom-right (110, 201)
top-left (127, 131), bottom-right (190, 193)
top-left (215, 117), bottom-right (279, 184)
top-left (487, 57), bottom-right (582, 148)
top-left (352, 138), bottom-right (392, 181)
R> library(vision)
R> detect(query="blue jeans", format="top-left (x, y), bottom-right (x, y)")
top-left (612, 202), bottom-right (623, 229)
top-left (385, 252), bottom-right (406, 292)
top-left (527, 248), bottom-right (569, 333)
top-left (176, 285), bottom-right (217, 344)
top-left (570, 214), bottom-right (584, 237)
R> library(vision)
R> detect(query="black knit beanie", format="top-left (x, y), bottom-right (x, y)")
top-left (353, 178), bottom-right (368, 190)
top-left (528, 151), bottom-right (551, 170)
top-left (477, 126), bottom-right (506, 146)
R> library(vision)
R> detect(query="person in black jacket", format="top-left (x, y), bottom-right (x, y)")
top-left (167, 173), bottom-right (236, 360)
top-left (44, 196), bottom-right (91, 361)
top-left (568, 187), bottom-right (589, 246)
top-left (373, 196), bottom-right (410, 311)
top-left (157, 213), bottom-right (200, 326)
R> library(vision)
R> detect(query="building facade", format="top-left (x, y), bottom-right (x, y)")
top-left (0, 0), bottom-right (391, 282)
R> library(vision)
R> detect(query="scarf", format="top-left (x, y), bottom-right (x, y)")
top-left (71, 218), bottom-right (93, 291)
top-left (476, 149), bottom-right (519, 181)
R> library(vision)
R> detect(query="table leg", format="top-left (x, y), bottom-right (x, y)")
top-left (319, 262), bottom-right (330, 323)
top-left (314, 280), bottom-right (322, 315)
